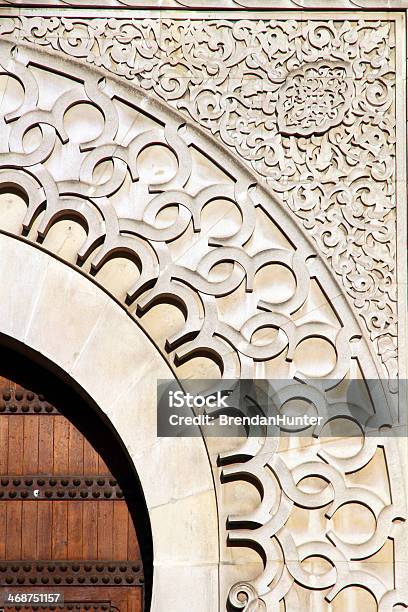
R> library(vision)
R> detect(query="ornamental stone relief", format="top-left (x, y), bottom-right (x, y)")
top-left (0, 38), bottom-right (367, 384)
top-left (0, 15), bottom-right (398, 378)
top-left (0, 0), bottom-right (406, 8)
top-left (0, 11), bottom-right (404, 612)
top-left (276, 61), bottom-right (353, 136)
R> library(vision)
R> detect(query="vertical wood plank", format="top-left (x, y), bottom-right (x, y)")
top-left (38, 415), bottom-right (54, 560)
top-left (83, 438), bottom-right (99, 475)
top-left (128, 513), bottom-right (140, 560)
top-left (117, 593), bottom-right (128, 612)
top-left (67, 501), bottom-right (83, 560)
top-left (52, 501), bottom-right (68, 559)
top-left (0, 501), bottom-right (6, 559)
top-left (23, 415), bottom-right (39, 474)
top-left (82, 502), bottom-right (98, 559)
top-left (98, 455), bottom-right (110, 475)
top-left (21, 501), bottom-right (37, 559)
top-left (7, 416), bottom-right (23, 475)
top-left (128, 589), bottom-right (142, 612)
top-left (6, 501), bottom-right (22, 559)
top-left (37, 502), bottom-right (52, 559)
top-left (38, 416), bottom-right (54, 474)
top-left (67, 422), bottom-right (83, 560)
top-left (97, 502), bottom-right (113, 559)
top-left (0, 416), bottom-right (8, 474)
top-left (53, 416), bottom-right (69, 475)
top-left (68, 422), bottom-right (84, 475)
top-left (113, 501), bottom-right (129, 561)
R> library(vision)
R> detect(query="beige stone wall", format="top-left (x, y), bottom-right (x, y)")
top-left (0, 6), bottom-right (405, 611)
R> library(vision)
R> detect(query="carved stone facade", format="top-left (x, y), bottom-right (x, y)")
top-left (0, 5), bottom-right (405, 612)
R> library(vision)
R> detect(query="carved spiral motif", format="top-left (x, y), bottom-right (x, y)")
top-left (229, 583), bottom-right (265, 611)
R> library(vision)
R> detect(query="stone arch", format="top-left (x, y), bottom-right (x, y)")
top-left (0, 232), bottom-right (219, 612)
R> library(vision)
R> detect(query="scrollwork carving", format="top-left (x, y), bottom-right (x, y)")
top-left (223, 432), bottom-right (407, 610)
top-left (229, 583), bottom-right (266, 611)
top-left (0, 38), bottom-right (365, 385)
top-left (0, 15), bottom-right (398, 377)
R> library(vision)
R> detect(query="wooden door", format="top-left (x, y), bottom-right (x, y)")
top-left (0, 361), bottom-right (145, 612)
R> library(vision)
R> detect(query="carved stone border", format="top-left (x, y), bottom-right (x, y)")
top-left (0, 0), bottom-right (406, 9)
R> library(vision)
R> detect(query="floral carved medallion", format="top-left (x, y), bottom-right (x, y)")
top-left (277, 61), bottom-right (353, 136)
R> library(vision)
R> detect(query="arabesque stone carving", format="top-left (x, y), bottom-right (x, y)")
top-left (0, 15), bottom-right (398, 378)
